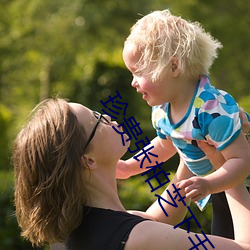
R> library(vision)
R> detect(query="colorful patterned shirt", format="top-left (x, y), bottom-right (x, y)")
top-left (152, 75), bottom-right (242, 176)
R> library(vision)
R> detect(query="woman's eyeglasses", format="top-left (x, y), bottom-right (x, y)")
top-left (84, 111), bottom-right (110, 151)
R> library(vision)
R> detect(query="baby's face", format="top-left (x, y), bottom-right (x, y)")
top-left (123, 42), bottom-right (175, 106)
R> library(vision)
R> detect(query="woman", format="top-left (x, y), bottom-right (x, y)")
top-left (13, 98), bottom-right (250, 249)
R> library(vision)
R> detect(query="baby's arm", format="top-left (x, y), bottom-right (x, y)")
top-left (128, 159), bottom-right (194, 224)
top-left (116, 136), bottom-right (177, 179)
top-left (179, 132), bottom-right (250, 201)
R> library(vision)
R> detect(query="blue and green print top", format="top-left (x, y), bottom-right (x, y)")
top-left (152, 75), bottom-right (242, 177)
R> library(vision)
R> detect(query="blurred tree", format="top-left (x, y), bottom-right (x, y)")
top-left (1, 0), bottom-right (248, 138)
top-left (185, 0), bottom-right (250, 100)
top-left (0, 105), bottom-right (12, 169)
top-left (0, 0), bottom-right (249, 248)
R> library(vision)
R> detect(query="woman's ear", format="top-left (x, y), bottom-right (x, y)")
top-left (82, 155), bottom-right (97, 169)
top-left (170, 57), bottom-right (180, 77)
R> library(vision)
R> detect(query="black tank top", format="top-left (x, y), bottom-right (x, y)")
top-left (66, 206), bottom-right (148, 250)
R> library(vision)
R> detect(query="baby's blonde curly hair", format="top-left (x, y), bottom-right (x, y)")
top-left (125, 9), bottom-right (222, 81)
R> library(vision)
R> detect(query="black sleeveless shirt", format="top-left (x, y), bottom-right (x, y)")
top-left (66, 206), bottom-right (148, 250)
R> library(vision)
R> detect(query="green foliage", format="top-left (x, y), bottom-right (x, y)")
top-left (0, 187), bottom-right (27, 249)
top-left (0, 171), bottom-right (44, 250)
top-left (0, 105), bottom-right (13, 170)
top-left (0, 170), bottom-right (13, 190)
top-left (239, 95), bottom-right (250, 113)
top-left (185, 1), bottom-right (250, 100)
top-left (0, 0), bottom-right (248, 248)
top-left (118, 174), bottom-right (170, 211)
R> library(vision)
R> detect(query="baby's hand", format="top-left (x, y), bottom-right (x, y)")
top-left (177, 176), bottom-right (211, 202)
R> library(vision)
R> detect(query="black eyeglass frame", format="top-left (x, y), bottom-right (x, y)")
top-left (83, 111), bottom-right (109, 151)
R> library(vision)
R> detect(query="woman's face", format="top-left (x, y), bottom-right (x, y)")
top-left (68, 103), bottom-right (130, 161)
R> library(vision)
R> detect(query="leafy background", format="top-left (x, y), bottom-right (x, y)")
top-left (0, 0), bottom-right (249, 249)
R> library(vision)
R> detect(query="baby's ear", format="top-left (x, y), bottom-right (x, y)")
top-left (82, 155), bottom-right (97, 169)
top-left (171, 57), bottom-right (180, 76)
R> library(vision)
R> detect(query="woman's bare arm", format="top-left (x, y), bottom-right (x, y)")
top-left (125, 183), bottom-right (250, 250)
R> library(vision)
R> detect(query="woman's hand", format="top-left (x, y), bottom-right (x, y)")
top-left (177, 108), bottom-right (250, 201)
top-left (197, 140), bottom-right (225, 170)
top-left (239, 107), bottom-right (250, 141)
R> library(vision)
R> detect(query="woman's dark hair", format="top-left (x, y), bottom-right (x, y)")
top-left (13, 98), bottom-right (88, 246)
